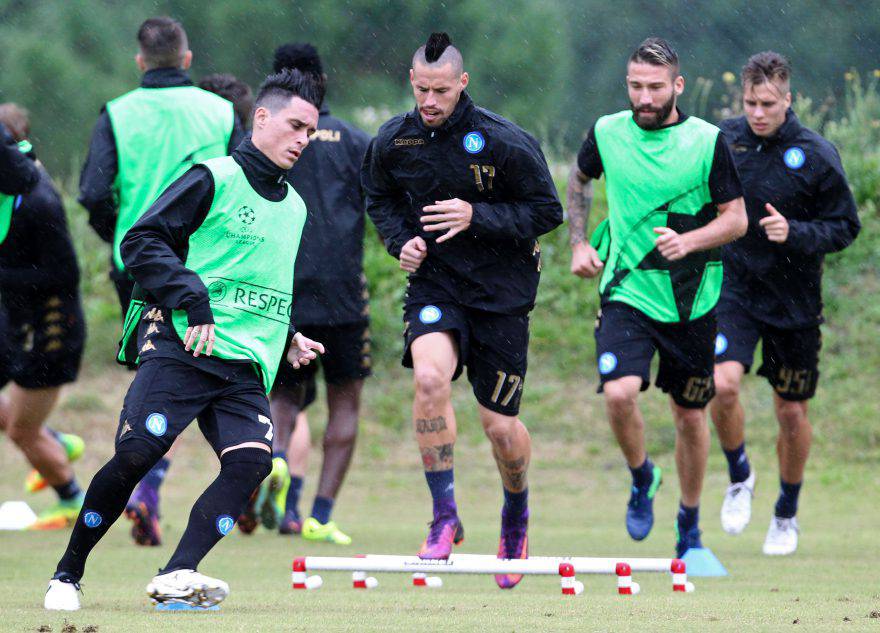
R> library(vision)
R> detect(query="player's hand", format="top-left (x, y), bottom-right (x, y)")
top-left (184, 323), bottom-right (216, 357)
top-left (653, 227), bottom-right (692, 261)
top-left (570, 241), bottom-right (604, 278)
top-left (286, 332), bottom-right (325, 369)
top-left (759, 203), bottom-right (789, 243)
top-left (421, 198), bottom-right (473, 243)
top-left (399, 236), bottom-right (428, 273)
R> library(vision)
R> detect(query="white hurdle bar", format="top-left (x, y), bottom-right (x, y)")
top-left (291, 554), bottom-right (695, 595)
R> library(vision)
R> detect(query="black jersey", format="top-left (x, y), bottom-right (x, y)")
top-left (362, 92), bottom-right (563, 316)
top-left (287, 107), bottom-right (370, 326)
top-left (0, 155), bottom-right (80, 307)
top-left (718, 111), bottom-right (860, 328)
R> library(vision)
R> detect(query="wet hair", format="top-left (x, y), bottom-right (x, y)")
top-left (0, 102), bottom-right (30, 142)
top-left (272, 43), bottom-right (326, 107)
top-left (137, 16), bottom-right (188, 69)
top-left (199, 73), bottom-right (255, 128)
top-left (629, 37), bottom-right (680, 74)
top-left (742, 51), bottom-right (791, 89)
top-left (255, 69), bottom-right (323, 112)
top-left (412, 32), bottom-right (463, 74)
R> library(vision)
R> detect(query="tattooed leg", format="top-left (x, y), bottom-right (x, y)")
top-left (479, 407), bottom-right (531, 493)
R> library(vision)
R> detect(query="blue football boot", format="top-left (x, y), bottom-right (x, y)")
top-left (626, 464), bottom-right (662, 540)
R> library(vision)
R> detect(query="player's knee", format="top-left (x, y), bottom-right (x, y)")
top-left (603, 382), bottom-right (638, 415)
top-left (674, 407), bottom-right (705, 432)
top-left (323, 422), bottom-right (358, 449)
top-left (776, 400), bottom-right (809, 431)
top-left (6, 420), bottom-right (40, 444)
top-left (413, 366), bottom-right (451, 408)
top-left (112, 444), bottom-right (165, 481)
top-left (481, 416), bottom-right (517, 450)
top-left (220, 447), bottom-right (273, 485)
top-left (713, 373), bottom-right (741, 406)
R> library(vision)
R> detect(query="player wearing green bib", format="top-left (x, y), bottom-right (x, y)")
top-left (45, 70), bottom-right (324, 612)
top-left (567, 38), bottom-right (747, 559)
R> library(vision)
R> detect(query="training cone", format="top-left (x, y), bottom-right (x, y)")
top-left (681, 547), bottom-right (728, 577)
top-left (0, 501), bottom-right (38, 530)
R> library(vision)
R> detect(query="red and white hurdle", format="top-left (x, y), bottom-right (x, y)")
top-left (291, 554), bottom-right (695, 595)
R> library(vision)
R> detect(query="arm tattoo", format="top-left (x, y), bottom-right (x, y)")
top-left (566, 163), bottom-right (594, 247)
top-left (415, 416), bottom-right (448, 434)
top-left (420, 443), bottom-right (454, 472)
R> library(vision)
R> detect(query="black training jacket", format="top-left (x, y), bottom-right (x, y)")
top-left (0, 151), bottom-right (80, 308)
top-left (0, 124), bottom-right (39, 195)
top-left (719, 111), bottom-right (860, 328)
top-left (362, 92), bottom-right (563, 316)
top-left (78, 67), bottom-right (245, 248)
top-left (287, 106), bottom-right (371, 326)
top-left (119, 138), bottom-right (294, 380)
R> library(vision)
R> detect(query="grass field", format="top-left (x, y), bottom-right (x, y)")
top-left (2, 359), bottom-right (880, 632)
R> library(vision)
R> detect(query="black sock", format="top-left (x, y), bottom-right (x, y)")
top-left (629, 457), bottom-right (655, 489)
top-left (311, 496), bottom-right (334, 524)
top-left (775, 480), bottom-right (802, 519)
top-left (503, 487), bottom-right (529, 517)
top-left (677, 502), bottom-right (700, 535)
top-left (162, 448), bottom-right (271, 573)
top-left (52, 479), bottom-right (82, 501)
top-left (55, 446), bottom-right (160, 581)
top-left (723, 442), bottom-right (751, 483)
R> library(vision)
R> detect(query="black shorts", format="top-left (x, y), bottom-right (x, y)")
top-left (272, 322), bottom-right (372, 409)
top-left (594, 302), bottom-right (716, 409)
top-left (715, 305), bottom-right (820, 401)
top-left (116, 356), bottom-right (274, 455)
top-left (0, 295), bottom-right (85, 389)
top-left (402, 302), bottom-right (529, 416)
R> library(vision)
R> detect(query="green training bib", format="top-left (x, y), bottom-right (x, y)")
top-left (0, 140), bottom-right (33, 244)
top-left (106, 86), bottom-right (233, 271)
top-left (593, 110), bottom-right (722, 322)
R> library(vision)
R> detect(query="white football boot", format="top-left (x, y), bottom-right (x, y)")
top-left (44, 578), bottom-right (81, 611)
top-left (146, 569), bottom-right (229, 607)
top-left (720, 469), bottom-right (756, 535)
top-left (763, 516), bottom-right (799, 556)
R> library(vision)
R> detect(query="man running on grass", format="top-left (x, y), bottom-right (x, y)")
top-left (363, 32), bottom-right (562, 588)
top-left (567, 37), bottom-right (746, 558)
top-left (44, 69), bottom-right (324, 611)
top-left (711, 51), bottom-right (859, 555)
top-left (78, 16), bottom-right (245, 545)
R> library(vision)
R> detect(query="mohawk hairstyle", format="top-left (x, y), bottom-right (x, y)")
top-left (629, 37), bottom-right (680, 74)
top-left (412, 32), bottom-right (463, 74)
top-left (742, 51), bottom-right (791, 88)
top-left (255, 68), bottom-right (323, 112)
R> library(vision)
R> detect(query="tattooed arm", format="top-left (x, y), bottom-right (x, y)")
top-left (566, 163), bottom-right (604, 279)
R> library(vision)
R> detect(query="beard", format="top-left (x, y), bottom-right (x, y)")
top-left (631, 94), bottom-right (676, 130)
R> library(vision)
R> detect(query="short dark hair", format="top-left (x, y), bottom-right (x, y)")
top-left (629, 37), bottom-right (679, 74)
top-left (412, 32), bottom-right (463, 74)
top-left (742, 51), bottom-right (791, 88)
top-left (0, 103), bottom-right (30, 142)
top-left (137, 17), bottom-right (188, 69)
top-left (199, 73), bottom-right (255, 129)
top-left (255, 69), bottom-right (323, 112)
top-left (272, 43), bottom-right (326, 107)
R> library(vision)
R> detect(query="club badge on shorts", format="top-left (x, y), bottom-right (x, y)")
top-left (715, 334), bottom-right (729, 356)
top-left (598, 352), bottom-right (618, 375)
top-left (419, 305), bottom-right (442, 324)
top-left (463, 131), bottom-right (485, 154)
top-left (145, 412), bottom-right (168, 437)
top-left (783, 147), bottom-right (805, 170)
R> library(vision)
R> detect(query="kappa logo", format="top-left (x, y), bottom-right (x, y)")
top-left (419, 305), bottom-right (442, 324)
top-left (394, 137), bottom-right (425, 146)
top-left (238, 206), bottom-right (256, 225)
top-left (146, 322), bottom-right (160, 336)
top-left (119, 419), bottom-right (133, 438)
top-left (783, 147), bottom-right (806, 170)
top-left (145, 412), bottom-right (167, 437)
top-left (598, 352), bottom-right (618, 375)
top-left (83, 511), bottom-right (103, 528)
top-left (463, 131), bottom-right (485, 154)
top-left (143, 307), bottom-right (165, 323)
top-left (715, 334), bottom-right (729, 356)
top-left (217, 515), bottom-right (235, 536)
top-left (140, 340), bottom-right (156, 353)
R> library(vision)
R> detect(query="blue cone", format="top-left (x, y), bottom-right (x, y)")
top-left (155, 602), bottom-right (220, 612)
top-left (681, 547), bottom-right (728, 577)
